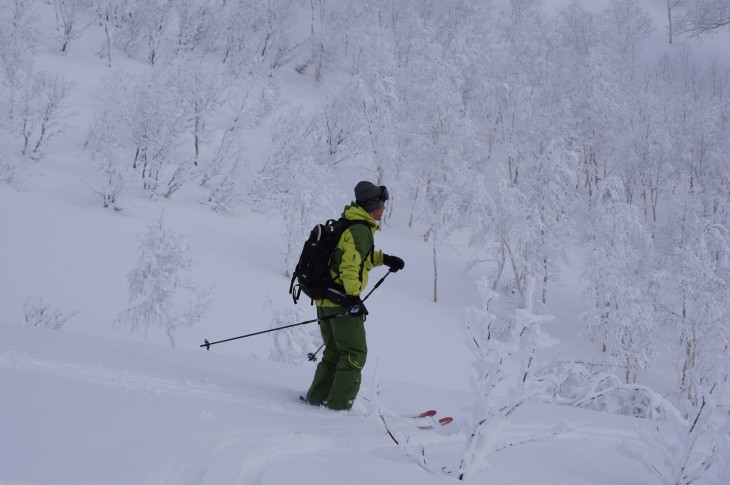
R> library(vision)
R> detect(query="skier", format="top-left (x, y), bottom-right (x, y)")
top-left (303, 181), bottom-right (404, 410)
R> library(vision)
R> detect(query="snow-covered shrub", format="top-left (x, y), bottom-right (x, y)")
top-left (204, 160), bottom-right (242, 214)
top-left (22, 297), bottom-right (77, 330)
top-left (533, 362), bottom-right (684, 422)
top-left (458, 278), bottom-right (568, 480)
top-left (0, 152), bottom-right (27, 188)
top-left (573, 375), bottom-right (683, 422)
top-left (83, 134), bottom-right (133, 210)
top-left (115, 214), bottom-right (211, 346)
top-left (623, 377), bottom-right (730, 485)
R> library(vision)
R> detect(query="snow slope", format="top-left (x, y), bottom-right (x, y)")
top-left (1, 323), bottom-right (654, 485)
top-left (2, 1), bottom-right (728, 484)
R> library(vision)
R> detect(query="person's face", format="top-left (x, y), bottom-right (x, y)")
top-left (372, 203), bottom-right (385, 221)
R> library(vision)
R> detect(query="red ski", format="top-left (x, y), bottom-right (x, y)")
top-left (410, 410), bottom-right (453, 429)
top-left (417, 416), bottom-right (453, 430)
top-left (412, 409), bottom-right (437, 418)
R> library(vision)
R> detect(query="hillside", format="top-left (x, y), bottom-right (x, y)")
top-left (1, 1), bottom-right (729, 484)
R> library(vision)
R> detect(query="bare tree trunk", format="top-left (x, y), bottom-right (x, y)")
top-left (501, 236), bottom-right (524, 301)
top-left (667, 0), bottom-right (673, 44)
top-left (408, 185), bottom-right (419, 227)
top-left (432, 237), bottom-right (438, 303)
top-left (492, 242), bottom-right (506, 291)
top-left (103, 17), bottom-right (112, 68)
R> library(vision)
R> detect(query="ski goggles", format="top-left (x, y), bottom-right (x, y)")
top-left (361, 185), bottom-right (389, 207)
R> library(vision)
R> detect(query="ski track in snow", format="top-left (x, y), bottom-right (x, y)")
top-left (0, 350), bottom-right (292, 415)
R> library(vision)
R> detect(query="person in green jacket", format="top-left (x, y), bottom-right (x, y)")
top-left (304, 181), bottom-right (404, 411)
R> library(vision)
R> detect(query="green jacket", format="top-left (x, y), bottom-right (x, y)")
top-left (317, 203), bottom-right (384, 307)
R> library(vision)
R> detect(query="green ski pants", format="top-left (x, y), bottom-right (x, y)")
top-left (305, 306), bottom-right (367, 410)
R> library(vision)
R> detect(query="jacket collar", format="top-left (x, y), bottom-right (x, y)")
top-left (343, 203), bottom-right (379, 230)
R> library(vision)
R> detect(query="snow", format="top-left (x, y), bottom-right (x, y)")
top-left (1, 1), bottom-right (728, 484)
top-left (1, 323), bottom-right (654, 485)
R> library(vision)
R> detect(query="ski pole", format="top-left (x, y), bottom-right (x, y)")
top-left (307, 343), bottom-right (325, 362)
top-left (201, 311), bottom-right (349, 350)
top-left (306, 271), bottom-right (392, 362)
top-left (201, 270), bottom-right (393, 351)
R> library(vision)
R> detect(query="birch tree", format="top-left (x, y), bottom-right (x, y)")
top-left (124, 67), bottom-right (187, 198)
top-left (54, 0), bottom-right (85, 54)
top-left (90, 0), bottom-right (127, 68)
top-left (601, 0), bottom-right (653, 80)
top-left (653, 0), bottom-right (687, 43)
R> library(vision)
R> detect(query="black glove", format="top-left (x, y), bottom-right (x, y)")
top-left (345, 295), bottom-right (368, 317)
top-left (383, 254), bottom-right (405, 273)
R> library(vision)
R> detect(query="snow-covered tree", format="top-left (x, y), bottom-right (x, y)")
top-left (175, 55), bottom-right (225, 164)
top-left (557, 1), bottom-right (622, 213)
top-left (601, 0), bottom-right (654, 80)
top-left (198, 88), bottom-right (252, 213)
top-left (115, 214), bottom-right (211, 346)
top-left (484, 180), bottom-right (540, 302)
top-left (54, 0), bottom-right (86, 54)
top-left (652, 0), bottom-right (688, 43)
top-left (216, 0), bottom-right (298, 74)
top-left (26, 70), bottom-right (72, 160)
top-left (356, 73), bottom-right (400, 191)
top-left (4, 67), bottom-right (72, 161)
top-left (89, 0), bottom-right (127, 67)
top-left (676, 0), bottom-right (730, 38)
top-left (655, 60), bottom-right (730, 410)
top-left (413, 106), bottom-right (475, 302)
top-left (173, 0), bottom-right (215, 54)
top-left (658, 204), bottom-right (730, 409)
top-left (618, 64), bottom-right (675, 235)
top-left (85, 140), bottom-right (132, 210)
top-left (203, 160), bottom-right (242, 214)
top-left (582, 177), bottom-right (656, 383)
top-left (255, 107), bottom-right (338, 276)
top-left (84, 72), bottom-right (133, 206)
top-left (306, 84), bottom-right (365, 167)
top-left (138, 0), bottom-right (174, 65)
top-left (0, 0), bottom-right (40, 79)
top-left (124, 67), bottom-right (188, 198)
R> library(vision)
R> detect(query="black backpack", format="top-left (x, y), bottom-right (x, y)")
top-left (289, 218), bottom-right (369, 305)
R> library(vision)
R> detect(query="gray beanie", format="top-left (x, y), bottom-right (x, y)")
top-left (355, 181), bottom-right (385, 213)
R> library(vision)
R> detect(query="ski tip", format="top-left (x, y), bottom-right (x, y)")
top-left (414, 409), bottom-right (437, 418)
top-left (417, 416), bottom-right (453, 430)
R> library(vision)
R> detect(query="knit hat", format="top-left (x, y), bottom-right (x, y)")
top-left (354, 181), bottom-right (389, 213)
